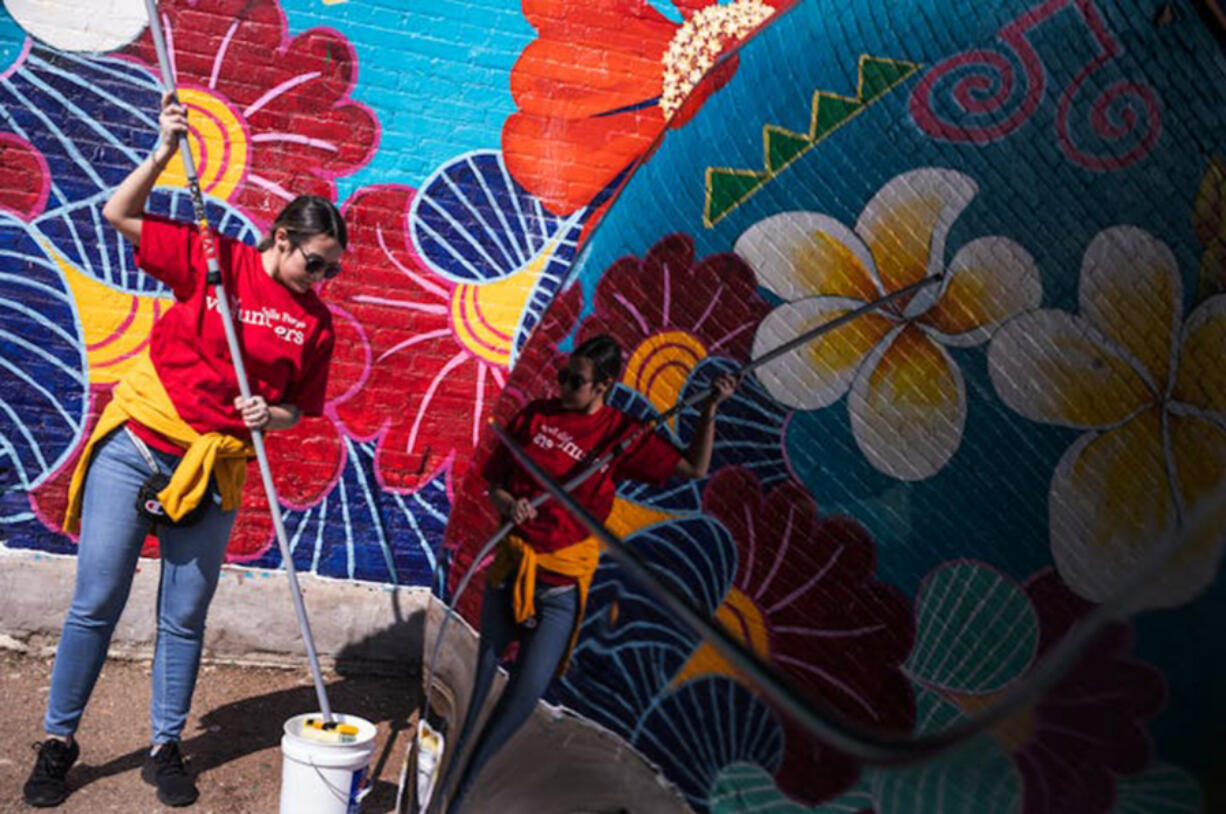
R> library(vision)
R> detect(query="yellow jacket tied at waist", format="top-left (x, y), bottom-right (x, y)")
top-left (63, 355), bottom-right (253, 535)
top-left (486, 532), bottom-right (601, 677)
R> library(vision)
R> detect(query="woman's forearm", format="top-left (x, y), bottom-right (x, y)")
top-left (488, 486), bottom-right (514, 517)
top-left (489, 485), bottom-right (537, 524)
top-left (101, 147), bottom-right (176, 245)
top-left (679, 408), bottom-right (718, 479)
top-left (104, 95), bottom-right (185, 245)
top-left (265, 404), bottom-right (301, 432)
top-left (674, 373), bottom-right (736, 480)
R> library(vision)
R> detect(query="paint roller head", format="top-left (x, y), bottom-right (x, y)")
top-left (302, 717), bottom-right (359, 743)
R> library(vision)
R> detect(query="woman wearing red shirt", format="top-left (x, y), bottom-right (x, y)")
top-left (441, 334), bottom-right (735, 813)
top-left (23, 95), bottom-right (344, 809)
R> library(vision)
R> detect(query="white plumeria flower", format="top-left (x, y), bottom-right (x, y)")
top-left (737, 168), bottom-right (1041, 480)
top-left (989, 226), bottom-right (1226, 608)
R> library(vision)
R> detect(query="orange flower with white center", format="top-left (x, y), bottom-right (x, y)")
top-left (736, 167), bottom-right (1042, 480)
top-left (504, 0), bottom-right (782, 215)
top-left (659, 1), bottom-right (775, 118)
top-left (989, 226), bottom-right (1226, 608)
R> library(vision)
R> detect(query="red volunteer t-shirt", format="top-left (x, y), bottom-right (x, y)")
top-left (129, 216), bottom-right (334, 452)
top-left (483, 399), bottom-right (683, 565)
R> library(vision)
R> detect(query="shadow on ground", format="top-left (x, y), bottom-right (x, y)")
top-left (60, 601), bottom-right (426, 812)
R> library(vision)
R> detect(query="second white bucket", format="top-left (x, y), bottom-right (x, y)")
top-left (280, 713), bottom-right (377, 814)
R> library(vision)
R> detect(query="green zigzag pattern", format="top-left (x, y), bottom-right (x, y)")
top-left (704, 55), bottom-right (921, 228)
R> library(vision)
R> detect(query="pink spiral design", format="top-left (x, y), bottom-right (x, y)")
top-left (1058, 78), bottom-right (1161, 171)
top-left (910, 43), bottom-right (1046, 144)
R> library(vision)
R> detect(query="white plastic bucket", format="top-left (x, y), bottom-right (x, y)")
top-left (279, 713), bottom-right (377, 814)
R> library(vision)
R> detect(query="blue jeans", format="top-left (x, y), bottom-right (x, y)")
top-left (444, 579), bottom-right (578, 814)
top-left (44, 428), bottom-right (235, 744)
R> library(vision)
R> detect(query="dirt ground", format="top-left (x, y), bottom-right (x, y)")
top-left (0, 648), bottom-right (418, 814)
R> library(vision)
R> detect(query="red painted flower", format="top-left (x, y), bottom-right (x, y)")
top-left (124, 0), bottom-right (377, 224)
top-left (1012, 569), bottom-right (1165, 814)
top-left (322, 184), bottom-right (510, 494)
top-left (0, 133), bottom-right (50, 220)
top-left (504, 0), bottom-right (786, 215)
top-left (699, 467), bottom-right (916, 804)
top-left (577, 233), bottom-right (771, 420)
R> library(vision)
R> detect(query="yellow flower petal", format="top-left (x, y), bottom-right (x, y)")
top-left (988, 310), bottom-right (1153, 428)
top-left (671, 586), bottom-right (770, 689)
top-left (920, 236), bottom-right (1042, 345)
top-left (623, 329), bottom-right (706, 431)
top-left (849, 324), bottom-right (964, 480)
top-left (735, 211), bottom-right (881, 302)
top-left (605, 496), bottom-right (681, 541)
top-left (856, 168), bottom-right (977, 295)
top-left (53, 247), bottom-right (167, 386)
top-left (1165, 412), bottom-right (1226, 604)
top-left (1050, 409), bottom-right (1172, 603)
top-left (1080, 226), bottom-right (1180, 392)
top-left (752, 297), bottom-right (897, 410)
top-left (1172, 294), bottom-right (1226, 414)
top-left (1052, 409), bottom-right (1226, 608)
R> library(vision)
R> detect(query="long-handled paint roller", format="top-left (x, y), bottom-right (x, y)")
top-left (405, 272), bottom-right (944, 813)
top-left (140, 0), bottom-right (334, 724)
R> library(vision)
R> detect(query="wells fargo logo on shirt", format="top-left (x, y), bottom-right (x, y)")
top-left (206, 295), bottom-right (308, 345)
top-left (530, 423), bottom-right (612, 472)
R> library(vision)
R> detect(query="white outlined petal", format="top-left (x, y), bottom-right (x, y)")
top-left (1162, 411), bottom-right (1226, 604)
top-left (1049, 408), bottom-right (1196, 607)
top-left (920, 236), bottom-right (1042, 346)
top-left (988, 310), bottom-right (1152, 429)
top-left (735, 211), bottom-right (882, 302)
top-left (1172, 293), bottom-right (1226, 414)
top-left (1080, 226), bottom-right (1181, 393)
top-left (750, 296), bottom-right (897, 411)
top-left (849, 325), bottom-right (966, 481)
top-left (855, 167), bottom-right (978, 295)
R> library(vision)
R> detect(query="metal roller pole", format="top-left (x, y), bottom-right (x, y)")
top-left (142, 0), bottom-right (333, 721)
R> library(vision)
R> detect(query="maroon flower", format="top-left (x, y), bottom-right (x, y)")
top-left (699, 467), bottom-right (916, 803)
top-left (1012, 569), bottom-right (1166, 814)
top-left (576, 233), bottom-right (771, 422)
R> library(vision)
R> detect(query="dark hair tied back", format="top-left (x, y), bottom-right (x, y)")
top-left (571, 334), bottom-right (623, 384)
top-left (256, 195), bottom-right (347, 251)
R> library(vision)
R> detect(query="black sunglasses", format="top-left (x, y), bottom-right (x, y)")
top-left (557, 370), bottom-right (594, 389)
top-left (294, 244), bottom-right (342, 280)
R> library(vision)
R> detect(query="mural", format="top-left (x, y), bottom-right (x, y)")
top-left (442, 0), bottom-right (1223, 812)
top-left (2, 0), bottom-right (1225, 812)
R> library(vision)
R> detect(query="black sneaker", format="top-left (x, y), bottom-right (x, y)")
top-left (140, 741), bottom-right (198, 807)
top-left (22, 737), bottom-right (79, 807)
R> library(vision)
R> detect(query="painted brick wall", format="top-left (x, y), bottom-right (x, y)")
top-left (3, 0), bottom-right (1226, 811)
